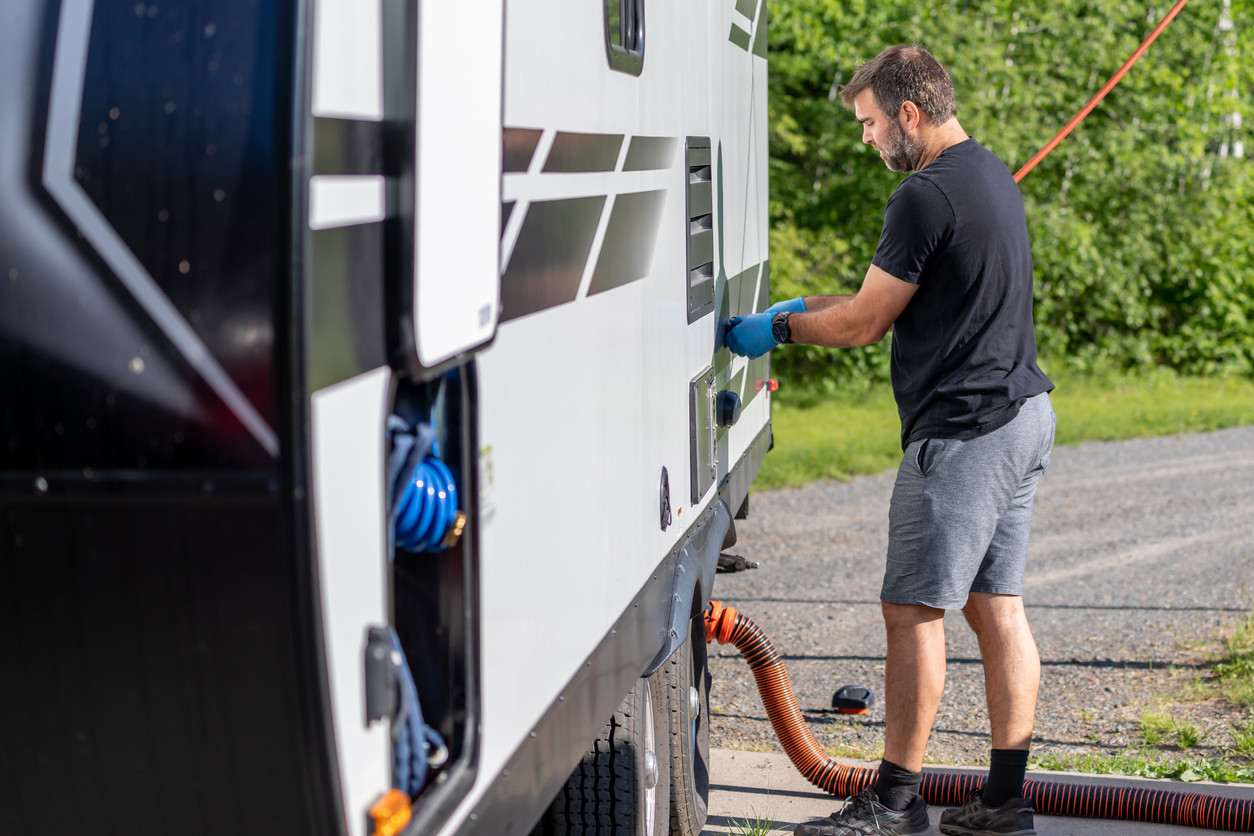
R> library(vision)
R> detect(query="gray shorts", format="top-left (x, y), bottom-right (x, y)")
top-left (881, 392), bottom-right (1056, 609)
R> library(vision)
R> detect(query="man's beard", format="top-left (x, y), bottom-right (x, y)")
top-left (877, 118), bottom-right (920, 172)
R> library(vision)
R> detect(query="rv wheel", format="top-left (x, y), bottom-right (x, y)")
top-left (537, 668), bottom-right (670, 835)
top-left (665, 614), bottom-right (710, 836)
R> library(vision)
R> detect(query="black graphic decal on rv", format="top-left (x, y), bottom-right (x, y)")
top-left (757, 259), bottom-right (771, 313)
top-left (752, 0), bottom-right (768, 56)
top-left (728, 0), bottom-right (767, 56)
top-left (744, 351), bottom-right (771, 407)
top-left (726, 262), bottom-right (761, 319)
top-left (310, 224), bottom-right (387, 391)
top-left (314, 117), bottom-right (385, 175)
top-left (503, 128), bottom-right (543, 173)
top-left (500, 196), bottom-right (606, 322)
top-left (622, 136), bottom-right (679, 172)
top-left (588, 189), bottom-right (669, 296)
top-left (542, 132), bottom-right (624, 173)
top-left (500, 201), bottom-right (516, 237)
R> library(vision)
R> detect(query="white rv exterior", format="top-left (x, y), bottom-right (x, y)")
top-left (312, 1), bottom-right (771, 831)
top-left (469, 0), bottom-right (770, 828)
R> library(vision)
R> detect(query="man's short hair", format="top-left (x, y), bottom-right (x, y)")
top-left (839, 45), bottom-right (956, 125)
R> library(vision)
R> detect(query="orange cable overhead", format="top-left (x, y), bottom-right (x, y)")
top-left (1013, 0), bottom-right (1190, 183)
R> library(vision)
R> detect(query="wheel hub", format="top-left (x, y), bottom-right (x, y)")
top-left (643, 750), bottom-right (659, 790)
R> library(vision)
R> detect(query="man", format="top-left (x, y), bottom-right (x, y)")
top-left (726, 46), bottom-right (1055, 836)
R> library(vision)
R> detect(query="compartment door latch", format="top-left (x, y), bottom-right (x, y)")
top-left (364, 625), bottom-right (399, 725)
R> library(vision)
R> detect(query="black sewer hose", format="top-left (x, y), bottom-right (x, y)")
top-left (704, 601), bottom-right (1254, 832)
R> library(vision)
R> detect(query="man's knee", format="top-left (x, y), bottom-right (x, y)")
top-left (962, 592), bottom-right (1027, 637)
top-left (882, 601), bottom-right (945, 633)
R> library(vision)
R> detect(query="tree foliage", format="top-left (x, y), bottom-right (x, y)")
top-left (766, 0), bottom-right (1254, 392)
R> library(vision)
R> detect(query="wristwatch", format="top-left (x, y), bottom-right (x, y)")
top-left (772, 311), bottom-right (793, 345)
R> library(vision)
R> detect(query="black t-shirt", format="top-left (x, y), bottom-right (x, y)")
top-left (871, 137), bottom-right (1053, 448)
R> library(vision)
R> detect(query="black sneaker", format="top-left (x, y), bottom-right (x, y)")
top-left (938, 790), bottom-right (1035, 836)
top-left (795, 787), bottom-right (932, 836)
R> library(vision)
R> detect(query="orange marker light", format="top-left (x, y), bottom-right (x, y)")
top-left (370, 789), bottom-right (412, 836)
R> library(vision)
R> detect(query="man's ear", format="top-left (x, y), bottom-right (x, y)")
top-left (899, 100), bottom-right (923, 133)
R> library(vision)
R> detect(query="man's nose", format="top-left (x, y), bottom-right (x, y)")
top-left (862, 126), bottom-right (873, 144)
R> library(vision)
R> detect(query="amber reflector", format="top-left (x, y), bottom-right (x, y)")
top-left (369, 789), bottom-right (412, 836)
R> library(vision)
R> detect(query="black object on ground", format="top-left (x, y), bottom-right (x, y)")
top-left (832, 684), bottom-right (875, 714)
top-left (717, 553), bottom-right (759, 573)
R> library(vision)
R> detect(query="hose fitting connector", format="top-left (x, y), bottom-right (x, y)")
top-left (705, 600), bottom-right (739, 645)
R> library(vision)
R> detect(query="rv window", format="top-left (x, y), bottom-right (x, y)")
top-left (604, 0), bottom-right (644, 75)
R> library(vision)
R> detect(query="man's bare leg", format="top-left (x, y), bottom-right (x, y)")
top-left (962, 592), bottom-right (1039, 749)
top-left (881, 602), bottom-right (948, 771)
top-left (959, 591), bottom-right (1039, 812)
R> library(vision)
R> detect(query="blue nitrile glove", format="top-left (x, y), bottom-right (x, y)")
top-left (726, 312), bottom-right (779, 358)
top-left (765, 297), bottom-right (806, 314)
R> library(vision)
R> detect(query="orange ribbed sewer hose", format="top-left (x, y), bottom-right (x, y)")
top-left (704, 601), bottom-right (1254, 831)
top-left (1012, 0), bottom-right (1190, 182)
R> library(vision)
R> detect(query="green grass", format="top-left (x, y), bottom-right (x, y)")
top-left (1233, 719), bottom-right (1254, 759)
top-left (729, 805), bottom-right (778, 836)
top-left (1137, 711), bottom-right (1209, 750)
top-left (1215, 612), bottom-right (1254, 708)
top-left (1139, 711), bottom-right (1174, 746)
top-left (1027, 751), bottom-right (1254, 783)
top-left (1176, 722), bottom-right (1205, 750)
top-left (757, 376), bottom-right (1254, 490)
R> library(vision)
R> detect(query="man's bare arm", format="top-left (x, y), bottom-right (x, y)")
top-left (801, 294), bottom-right (855, 312)
top-left (788, 265), bottom-right (918, 348)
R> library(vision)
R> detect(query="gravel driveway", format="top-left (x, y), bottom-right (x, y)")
top-left (709, 426), bottom-right (1254, 764)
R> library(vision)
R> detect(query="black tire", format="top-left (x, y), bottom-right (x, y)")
top-left (536, 668), bottom-right (670, 836)
top-left (665, 614), bottom-right (711, 836)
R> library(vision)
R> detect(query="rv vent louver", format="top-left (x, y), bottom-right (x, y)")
top-left (685, 137), bottom-right (714, 323)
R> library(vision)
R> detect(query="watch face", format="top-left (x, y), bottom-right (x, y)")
top-left (772, 314), bottom-right (789, 343)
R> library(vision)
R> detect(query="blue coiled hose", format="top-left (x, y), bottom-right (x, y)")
top-left (395, 455), bottom-right (460, 553)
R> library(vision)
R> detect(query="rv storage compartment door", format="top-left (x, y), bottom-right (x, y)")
top-left (404, 0), bottom-right (504, 374)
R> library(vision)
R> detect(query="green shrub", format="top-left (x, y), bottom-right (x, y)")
top-left (766, 0), bottom-right (1254, 394)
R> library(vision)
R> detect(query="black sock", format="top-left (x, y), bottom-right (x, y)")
top-left (982, 748), bottom-right (1030, 807)
top-left (873, 759), bottom-right (922, 812)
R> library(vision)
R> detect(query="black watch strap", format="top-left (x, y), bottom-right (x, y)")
top-left (772, 311), bottom-right (793, 344)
